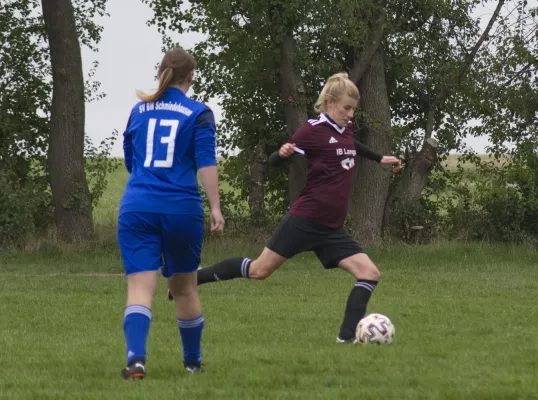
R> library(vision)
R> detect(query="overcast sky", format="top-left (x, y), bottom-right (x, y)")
top-left (82, 0), bottom-right (534, 157)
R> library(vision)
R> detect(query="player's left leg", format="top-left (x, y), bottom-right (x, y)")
top-left (122, 271), bottom-right (158, 378)
top-left (118, 212), bottom-right (162, 379)
top-left (337, 253), bottom-right (380, 342)
top-left (314, 230), bottom-right (380, 342)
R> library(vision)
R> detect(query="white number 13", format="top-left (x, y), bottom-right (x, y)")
top-left (144, 118), bottom-right (179, 168)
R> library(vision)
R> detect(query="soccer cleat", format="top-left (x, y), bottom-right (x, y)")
top-left (121, 362), bottom-right (146, 380)
top-left (336, 336), bottom-right (357, 344)
top-left (184, 362), bottom-right (204, 373)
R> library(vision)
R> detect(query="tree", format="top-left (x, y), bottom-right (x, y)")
top-left (467, 1), bottom-right (537, 158)
top-left (0, 0), bottom-right (110, 246)
top-left (379, 0), bottom-right (507, 237)
top-left (145, 0), bottom-right (300, 224)
top-left (41, 0), bottom-right (93, 242)
top-left (143, 0), bottom-right (533, 243)
top-left (0, 1), bottom-right (52, 244)
top-left (144, 0), bottom-right (368, 226)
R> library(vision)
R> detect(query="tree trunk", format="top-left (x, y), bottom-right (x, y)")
top-left (248, 143), bottom-right (266, 228)
top-left (350, 49), bottom-right (392, 245)
top-left (41, 0), bottom-right (93, 242)
top-left (383, 138), bottom-right (438, 233)
top-left (277, 33), bottom-right (308, 205)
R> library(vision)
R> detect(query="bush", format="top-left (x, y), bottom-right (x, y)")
top-left (431, 151), bottom-right (538, 244)
top-left (0, 171), bottom-right (53, 246)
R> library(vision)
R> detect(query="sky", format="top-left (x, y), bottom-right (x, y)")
top-left (82, 0), bottom-right (532, 157)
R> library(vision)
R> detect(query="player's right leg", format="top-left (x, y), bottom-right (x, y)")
top-left (196, 247), bottom-right (287, 285)
top-left (168, 213), bottom-right (317, 300)
top-left (118, 212), bottom-right (162, 380)
top-left (195, 213), bottom-right (313, 286)
top-left (161, 213), bottom-right (206, 373)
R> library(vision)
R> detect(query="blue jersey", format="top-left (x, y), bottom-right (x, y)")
top-left (119, 87), bottom-right (217, 216)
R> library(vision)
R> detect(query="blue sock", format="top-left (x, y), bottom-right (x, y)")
top-left (177, 315), bottom-right (204, 364)
top-left (123, 305), bottom-right (152, 365)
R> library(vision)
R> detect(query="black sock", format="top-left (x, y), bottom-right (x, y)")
top-left (197, 257), bottom-right (251, 285)
top-left (338, 280), bottom-right (378, 340)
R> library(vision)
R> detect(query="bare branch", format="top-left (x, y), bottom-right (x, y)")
top-left (424, 104), bottom-right (435, 140)
top-left (423, 0), bottom-right (506, 144)
top-left (502, 62), bottom-right (535, 88)
top-left (439, 0), bottom-right (506, 101)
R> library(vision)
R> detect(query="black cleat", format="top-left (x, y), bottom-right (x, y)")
top-left (184, 361), bottom-right (204, 373)
top-left (121, 361), bottom-right (146, 380)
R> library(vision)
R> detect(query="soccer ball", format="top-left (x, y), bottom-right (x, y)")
top-left (355, 313), bottom-right (395, 344)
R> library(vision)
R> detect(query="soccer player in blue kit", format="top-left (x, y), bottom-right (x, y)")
top-left (118, 47), bottom-right (224, 379)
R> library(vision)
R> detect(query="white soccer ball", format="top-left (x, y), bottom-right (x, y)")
top-left (355, 313), bottom-right (395, 345)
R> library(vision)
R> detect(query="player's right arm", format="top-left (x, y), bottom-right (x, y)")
top-left (267, 122), bottom-right (316, 167)
top-left (123, 112), bottom-right (134, 173)
top-left (194, 109), bottom-right (224, 233)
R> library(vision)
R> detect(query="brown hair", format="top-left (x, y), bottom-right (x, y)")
top-left (314, 72), bottom-right (360, 114)
top-left (136, 47), bottom-right (196, 102)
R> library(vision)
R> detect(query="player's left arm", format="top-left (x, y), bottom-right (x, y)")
top-left (355, 139), bottom-right (402, 173)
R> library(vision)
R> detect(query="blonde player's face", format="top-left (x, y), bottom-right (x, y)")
top-left (327, 94), bottom-right (358, 127)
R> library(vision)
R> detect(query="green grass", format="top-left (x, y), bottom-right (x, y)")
top-left (1, 242), bottom-right (537, 399)
top-left (2, 157), bottom-right (535, 398)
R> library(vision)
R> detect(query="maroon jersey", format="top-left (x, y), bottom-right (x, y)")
top-left (287, 113), bottom-right (381, 229)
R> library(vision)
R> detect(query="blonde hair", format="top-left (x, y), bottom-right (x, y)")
top-left (136, 47), bottom-right (196, 102)
top-left (314, 72), bottom-right (360, 114)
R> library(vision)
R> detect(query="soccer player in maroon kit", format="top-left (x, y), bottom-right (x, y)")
top-left (194, 72), bottom-right (401, 342)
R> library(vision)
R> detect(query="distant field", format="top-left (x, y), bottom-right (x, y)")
top-left (93, 154), bottom-right (499, 238)
top-left (95, 153), bottom-right (497, 225)
top-left (442, 153), bottom-right (510, 169)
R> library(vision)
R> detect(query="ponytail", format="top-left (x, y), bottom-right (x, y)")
top-left (136, 67), bottom-right (174, 102)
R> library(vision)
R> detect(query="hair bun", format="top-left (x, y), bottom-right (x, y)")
top-left (328, 72), bottom-right (349, 82)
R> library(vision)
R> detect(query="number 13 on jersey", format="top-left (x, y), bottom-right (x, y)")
top-left (144, 118), bottom-right (179, 168)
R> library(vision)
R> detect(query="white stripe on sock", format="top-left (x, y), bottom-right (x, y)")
top-left (354, 282), bottom-right (376, 292)
top-left (241, 258), bottom-right (251, 277)
top-left (177, 315), bottom-right (205, 328)
top-left (124, 305), bottom-right (152, 320)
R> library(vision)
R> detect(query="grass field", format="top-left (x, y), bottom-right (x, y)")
top-left (1, 159), bottom-right (537, 399)
top-left (1, 242), bottom-right (537, 399)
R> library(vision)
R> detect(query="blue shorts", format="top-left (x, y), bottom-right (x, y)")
top-left (118, 212), bottom-right (204, 277)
